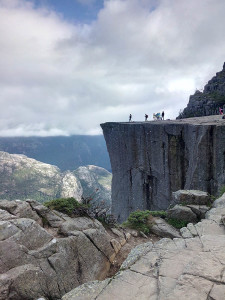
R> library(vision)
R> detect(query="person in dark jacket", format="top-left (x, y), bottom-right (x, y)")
top-left (129, 114), bottom-right (132, 122)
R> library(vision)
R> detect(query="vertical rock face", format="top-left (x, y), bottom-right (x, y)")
top-left (101, 116), bottom-right (225, 222)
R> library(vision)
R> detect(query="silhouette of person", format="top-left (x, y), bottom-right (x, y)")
top-left (162, 111), bottom-right (165, 120)
top-left (129, 114), bottom-right (132, 122)
top-left (145, 114), bottom-right (148, 121)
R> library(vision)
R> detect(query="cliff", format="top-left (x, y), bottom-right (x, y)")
top-left (101, 115), bottom-right (225, 222)
top-left (178, 63), bottom-right (225, 118)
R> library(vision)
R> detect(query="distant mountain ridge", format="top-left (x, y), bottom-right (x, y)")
top-left (0, 135), bottom-right (111, 171)
top-left (0, 151), bottom-right (111, 204)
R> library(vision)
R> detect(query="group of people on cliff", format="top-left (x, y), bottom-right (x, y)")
top-left (129, 111), bottom-right (164, 122)
top-left (219, 107), bottom-right (225, 119)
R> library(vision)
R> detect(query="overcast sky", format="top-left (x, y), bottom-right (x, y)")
top-left (0, 0), bottom-right (225, 136)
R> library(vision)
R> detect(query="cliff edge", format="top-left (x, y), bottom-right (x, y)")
top-left (101, 115), bottom-right (225, 222)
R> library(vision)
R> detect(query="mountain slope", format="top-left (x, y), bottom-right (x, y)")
top-left (178, 62), bottom-right (225, 118)
top-left (0, 151), bottom-right (111, 204)
top-left (74, 165), bottom-right (112, 207)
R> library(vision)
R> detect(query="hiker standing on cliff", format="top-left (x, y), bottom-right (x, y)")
top-left (129, 114), bottom-right (132, 122)
top-left (145, 114), bottom-right (148, 121)
top-left (162, 111), bottom-right (165, 120)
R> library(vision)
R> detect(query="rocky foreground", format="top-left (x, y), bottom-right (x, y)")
top-left (63, 193), bottom-right (225, 300)
top-left (0, 199), bottom-right (131, 300)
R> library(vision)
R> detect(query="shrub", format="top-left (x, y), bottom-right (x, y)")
top-left (123, 210), bottom-right (167, 234)
top-left (122, 210), bottom-right (151, 234)
top-left (167, 218), bottom-right (188, 229)
top-left (44, 197), bottom-right (89, 216)
top-left (44, 196), bottom-right (116, 225)
top-left (150, 211), bottom-right (167, 218)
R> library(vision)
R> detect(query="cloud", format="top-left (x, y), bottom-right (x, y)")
top-left (0, 0), bottom-right (225, 136)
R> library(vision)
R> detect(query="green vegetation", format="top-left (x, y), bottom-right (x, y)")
top-left (123, 209), bottom-right (194, 232)
top-left (167, 218), bottom-right (188, 229)
top-left (44, 197), bottom-right (89, 216)
top-left (208, 92), bottom-right (225, 104)
top-left (148, 210), bottom-right (167, 218)
top-left (219, 185), bottom-right (225, 197)
top-left (123, 210), bottom-right (167, 234)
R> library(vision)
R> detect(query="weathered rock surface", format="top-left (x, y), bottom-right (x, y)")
top-left (172, 190), bottom-right (210, 206)
top-left (178, 63), bottom-right (225, 119)
top-left (150, 217), bottom-right (181, 239)
top-left (101, 116), bottom-right (225, 222)
top-left (64, 193), bottom-right (225, 300)
top-left (168, 190), bottom-right (211, 223)
top-left (0, 199), bottom-right (126, 300)
top-left (167, 205), bottom-right (198, 223)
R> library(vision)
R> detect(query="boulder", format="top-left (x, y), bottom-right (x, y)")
top-left (212, 192), bottom-right (225, 208)
top-left (110, 239), bottom-right (121, 254)
top-left (34, 204), bottom-right (64, 227)
top-left (150, 217), bottom-right (181, 238)
top-left (180, 227), bottom-right (193, 238)
top-left (172, 190), bottom-right (210, 206)
top-left (9, 218), bottom-right (53, 250)
top-left (0, 221), bottom-right (20, 241)
top-left (83, 228), bottom-right (116, 263)
top-left (0, 208), bottom-right (16, 221)
top-left (167, 205), bottom-right (198, 223)
top-left (0, 264), bottom-right (49, 300)
top-left (186, 205), bottom-right (209, 219)
top-left (58, 217), bottom-right (102, 236)
top-left (110, 228), bottom-right (126, 246)
top-left (0, 200), bottom-right (42, 224)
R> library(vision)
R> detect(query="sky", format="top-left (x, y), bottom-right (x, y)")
top-left (0, 0), bottom-right (225, 136)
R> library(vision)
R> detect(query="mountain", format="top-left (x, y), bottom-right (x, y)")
top-left (0, 135), bottom-right (111, 171)
top-left (0, 151), bottom-right (111, 204)
top-left (74, 165), bottom-right (112, 207)
top-left (177, 62), bottom-right (225, 119)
